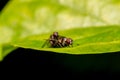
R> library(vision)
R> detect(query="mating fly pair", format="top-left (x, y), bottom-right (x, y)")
top-left (42, 32), bottom-right (73, 48)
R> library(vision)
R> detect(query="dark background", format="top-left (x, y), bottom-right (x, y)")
top-left (0, 0), bottom-right (120, 76)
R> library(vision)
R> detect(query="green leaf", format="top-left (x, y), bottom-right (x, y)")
top-left (0, 44), bottom-right (17, 61)
top-left (2, 45), bottom-right (17, 58)
top-left (11, 26), bottom-right (120, 54)
top-left (0, 44), bottom-right (2, 61)
top-left (0, 0), bottom-right (120, 60)
top-left (1, 0), bottom-right (120, 44)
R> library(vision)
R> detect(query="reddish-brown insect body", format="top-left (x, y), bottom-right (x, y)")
top-left (42, 32), bottom-right (73, 48)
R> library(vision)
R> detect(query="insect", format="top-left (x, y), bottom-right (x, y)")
top-left (42, 32), bottom-right (73, 48)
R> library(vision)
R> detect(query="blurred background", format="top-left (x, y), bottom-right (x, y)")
top-left (1, 0), bottom-right (120, 44)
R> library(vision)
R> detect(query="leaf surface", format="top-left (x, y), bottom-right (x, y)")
top-left (0, 0), bottom-right (120, 60)
top-left (11, 26), bottom-right (120, 54)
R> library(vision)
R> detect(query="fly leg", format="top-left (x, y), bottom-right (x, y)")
top-left (55, 40), bottom-right (63, 48)
top-left (41, 39), bottom-right (49, 48)
top-left (58, 42), bottom-right (63, 48)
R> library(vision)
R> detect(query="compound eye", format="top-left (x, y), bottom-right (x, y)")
top-left (53, 32), bottom-right (58, 37)
top-left (67, 38), bottom-right (73, 44)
